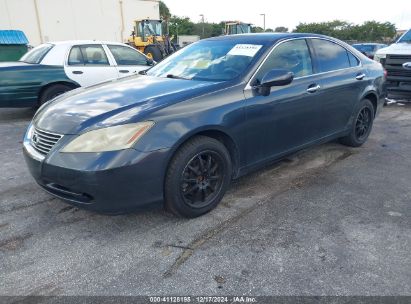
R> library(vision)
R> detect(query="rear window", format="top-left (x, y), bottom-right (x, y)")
top-left (312, 39), bottom-right (350, 72)
top-left (20, 44), bottom-right (54, 64)
top-left (347, 51), bottom-right (360, 67)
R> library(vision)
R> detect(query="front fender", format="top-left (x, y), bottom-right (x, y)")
top-left (133, 83), bottom-right (246, 154)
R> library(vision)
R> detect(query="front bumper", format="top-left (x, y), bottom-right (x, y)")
top-left (386, 83), bottom-right (411, 100)
top-left (23, 143), bottom-right (170, 214)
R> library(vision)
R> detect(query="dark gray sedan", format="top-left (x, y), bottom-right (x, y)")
top-left (23, 33), bottom-right (386, 217)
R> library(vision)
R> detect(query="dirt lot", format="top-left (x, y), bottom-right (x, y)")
top-left (0, 104), bottom-right (410, 296)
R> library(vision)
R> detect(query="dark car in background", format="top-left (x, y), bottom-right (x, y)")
top-left (352, 43), bottom-right (388, 59)
top-left (23, 33), bottom-right (386, 218)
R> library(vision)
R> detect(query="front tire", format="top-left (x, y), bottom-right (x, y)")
top-left (165, 136), bottom-right (232, 218)
top-left (39, 84), bottom-right (73, 106)
top-left (339, 98), bottom-right (375, 147)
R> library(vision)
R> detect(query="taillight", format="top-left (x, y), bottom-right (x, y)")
top-left (384, 69), bottom-right (387, 78)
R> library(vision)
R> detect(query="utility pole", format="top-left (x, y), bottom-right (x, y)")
top-left (260, 13), bottom-right (266, 31)
top-left (200, 14), bottom-right (205, 38)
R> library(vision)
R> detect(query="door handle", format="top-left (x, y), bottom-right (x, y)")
top-left (307, 84), bottom-right (321, 93)
top-left (72, 70), bottom-right (83, 74)
top-left (119, 70), bottom-right (129, 73)
top-left (356, 73), bottom-right (366, 80)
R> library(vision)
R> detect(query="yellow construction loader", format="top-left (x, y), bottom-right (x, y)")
top-left (224, 21), bottom-right (252, 35)
top-left (128, 19), bottom-right (176, 61)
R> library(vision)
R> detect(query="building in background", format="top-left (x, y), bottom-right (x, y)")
top-left (177, 35), bottom-right (200, 48)
top-left (0, 0), bottom-right (159, 46)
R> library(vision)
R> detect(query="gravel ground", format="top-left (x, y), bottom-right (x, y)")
top-left (0, 104), bottom-right (410, 296)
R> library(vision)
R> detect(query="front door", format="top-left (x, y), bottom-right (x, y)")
top-left (244, 38), bottom-right (326, 167)
top-left (105, 44), bottom-right (150, 78)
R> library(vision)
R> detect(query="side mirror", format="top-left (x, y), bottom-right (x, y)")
top-left (257, 69), bottom-right (294, 96)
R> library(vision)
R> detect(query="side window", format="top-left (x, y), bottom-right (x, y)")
top-left (255, 39), bottom-right (313, 82)
top-left (311, 39), bottom-right (350, 72)
top-left (347, 51), bottom-right (360, 67)
top-left (108, 45), bottom-right (148, 65)
top-left (68, 45), bottom-right (109, 66)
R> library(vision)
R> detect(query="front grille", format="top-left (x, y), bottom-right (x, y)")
top-left (387, 70), bottom-right (411, 77)
top-left (384, 54), bottom-right (411, 81)
top-left (387, 54), bottom-right (411, 61)
top-left (31, 127), bottom-right (63, 155)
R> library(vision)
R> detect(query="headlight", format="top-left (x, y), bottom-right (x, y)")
top-left (374, 53), bottom-right (386, 63)
top-left (61, 121), bottom-right (154, 153)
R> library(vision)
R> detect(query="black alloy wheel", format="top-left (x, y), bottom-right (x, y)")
top-left (355, 107), bottom-right (372, 141)
top-left (180, 151), bottom-right (224, 208)
top-left (165, 136), bottom-right (232, 218)
top-left (339, 98), bottom-right (375, 147)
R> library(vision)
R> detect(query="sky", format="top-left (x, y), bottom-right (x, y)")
top-left (162, 0), bottom-right (411, 31)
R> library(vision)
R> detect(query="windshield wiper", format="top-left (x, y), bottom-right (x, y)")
top-left (166, 74), bottom-right (190, 80)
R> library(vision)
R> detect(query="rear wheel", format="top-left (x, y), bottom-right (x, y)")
top-left (39, 84), bottom-right (73, 106)
top-left (339, 99), bottom-right (375, 147)
top-left (165, 136), bottom-right (232, 218)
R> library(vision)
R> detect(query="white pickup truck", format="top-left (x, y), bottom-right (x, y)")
top-left (374, 29), bottom-right (411, 100)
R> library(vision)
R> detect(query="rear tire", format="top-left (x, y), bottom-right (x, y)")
top-left (165, 136), bottom-right (232, 218)
top-left (39, 84), bottom-right (73, 106)
top-left (339, 98), bottom-right (375, 147)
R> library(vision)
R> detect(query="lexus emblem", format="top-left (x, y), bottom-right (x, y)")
top-left (403, 62), bottom-right (411, 70)
top-left (32, 134), bottom-right (38, 144)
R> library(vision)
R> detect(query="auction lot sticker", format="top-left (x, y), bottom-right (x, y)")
top-left (227, 44), bottom-right (263, 57)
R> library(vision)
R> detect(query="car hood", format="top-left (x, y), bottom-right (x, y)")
top-left (34, 75), bottom-right (222, 134)
top-left (376, 43), bottom-right (411, 55)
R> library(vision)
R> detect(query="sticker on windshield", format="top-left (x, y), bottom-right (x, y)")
top-left (227, 44), bottom-right (263, 57)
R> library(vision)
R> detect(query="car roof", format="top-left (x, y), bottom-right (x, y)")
top-left (204, 32), bottom-right (331, 43)
top-left (44, 40), bottom-right (128, 46)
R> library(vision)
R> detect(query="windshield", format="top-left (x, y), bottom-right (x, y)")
top-left (146, 40), bottom-right (266, 81)
top-left (20, 44), bottom-right (54, 64)
top-left (227, 24), bottom-right (251, 35)
top-left (238, 24), bottom-right (251, 34)
top-left (398, 30), bottom-right (411, 43)
top-left (139, 21), bottom-right (162, 37)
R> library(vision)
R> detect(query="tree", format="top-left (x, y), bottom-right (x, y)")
top-left (293, 20), bottom-right (352, 39)
top-left (168, 15), bottom-right (195, 38)
top-left (274, 26), bottom-right (288, 33)
top-left (159, 1), bottom-right (171, 20)
top-left (265, 28), bottom-right (274, 32)
top-left (251, 26), bottom-right (264, 33)
top-left (193, 22), bottom-right (224, 38)
top-left (293, 20), bottom-right (396, 42)
top-left (356, 21), bottom-right (396, 42)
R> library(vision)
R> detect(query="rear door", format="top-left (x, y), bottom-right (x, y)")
top-left (64, 44), bottom-right (118, 87)
top-left (308, 38), bottom-right (366, 135)
top-left (106, 44), bottom-right (151, 78)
